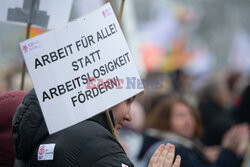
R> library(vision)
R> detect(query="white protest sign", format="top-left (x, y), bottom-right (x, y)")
top-left (20, 3), bottom-right (144, 134)
top-left (0, 0), bottom-right (72, 29)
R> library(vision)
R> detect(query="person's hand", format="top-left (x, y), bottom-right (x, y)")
top-left (148, 144), bottom-right (181, 167)
top-left (222, 123), bottom-right (249, 156)
top-left (203, 146), bottom-right (221, 163)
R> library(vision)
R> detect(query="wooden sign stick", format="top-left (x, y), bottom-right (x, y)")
top-left (118, 0), bottom-right (125, 25)
top-left (104, 0), bottom-right (126, 141)
top-left (105, 110), bottom-right (118, 140)
top-left (20, 0), bottom-right (35, 90)
top-left (105, 0), bottom-right (125, 25)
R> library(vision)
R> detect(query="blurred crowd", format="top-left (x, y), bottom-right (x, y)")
top-left (1, 67), bottom-right (249, 167)
top-left (117, 2), bottom-right (250, 166)
top-left (119, 69), bottom-right (250, 167)
top-left (1, 0), bottom-right (250, 167)
top-left (0, 65), bottom-right (33, 92)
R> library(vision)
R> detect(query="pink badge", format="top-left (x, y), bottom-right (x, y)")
top-left (23, 45), bottom-right (28, 53)
top-left (102, 8), bottom-right (111, 18)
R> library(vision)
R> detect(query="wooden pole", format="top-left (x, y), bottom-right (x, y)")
top-left (104, 0), bottom-right (126, 141)
top-left (20, 0), bottom-right (35, 90)
top-left (118, 0), bottom-right (125, 25)
top-left (105, 110), bottom-right (118, 140)
top-left (20, 24), bottom-right (31, 90)
top-left (105, 0), bottom-right (125, 25)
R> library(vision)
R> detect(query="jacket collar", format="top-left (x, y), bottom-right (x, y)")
top-left (88, 110), bottom-right (116, 133)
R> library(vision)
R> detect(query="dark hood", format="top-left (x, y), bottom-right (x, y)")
top-left (12, 89), bottom-right (49, 160)
top-left (12, 89), bottom-right (115, 160)
top-left (88, 109), bottom-right (115, 132)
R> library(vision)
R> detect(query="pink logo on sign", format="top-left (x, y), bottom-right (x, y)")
top-left (102, 8), bottom-right (111, 18)
top-left (38, 145), bottom-right (46, 160)
top-left (23, 41), bottom-right (41, 54)
top-left (23, 45), bottom-right (28, 53)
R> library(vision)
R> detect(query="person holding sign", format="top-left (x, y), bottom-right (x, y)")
top-left (12, 89), bottom-right (181, 167)
top-left (14, 3), bottom-right (181, 167)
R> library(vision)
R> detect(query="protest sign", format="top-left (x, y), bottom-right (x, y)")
top-left (20, 3), bottom-right (144, 134)
top-left (0, 0), bottom-right (72, 29)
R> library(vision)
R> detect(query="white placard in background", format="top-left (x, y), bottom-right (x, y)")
top-left (0, 0), bottom-right (73, 29)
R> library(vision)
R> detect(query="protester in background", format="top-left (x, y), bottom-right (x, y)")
top-left (226, 71), bottom-right (243, 108)
top-left (0, 65), bottom-right (33, 92)
top-left (169, 69), bottom-right (192, 95)
top-left (137, 94), bottom-right (170, 160)
top-left (137, 72), bottom-right (174, 161)
top-left (233, 84), bottom-right (250, 124)
top-left (12, 89), bottom-right (181, 167)
top-left (0, 76), bottom-right (8, 93)
top-left (138, 72), bottom-right (173, 115)
top-left (140, 95), bottom-right (249, 167)
top-left (0, 90), bottom-right (27, 167)
top-left (198, 76), bottom-right (236, 146)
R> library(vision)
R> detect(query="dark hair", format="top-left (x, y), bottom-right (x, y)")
top-left (126, 95), bottom-right (137, 104)
top-left (145, 95), bottom-right (203, 138)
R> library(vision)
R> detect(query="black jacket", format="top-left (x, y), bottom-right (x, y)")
top-left (198, 98), bottom-right (235, 146)
top-left (141, 133), bottom-right (242, 167)
top-left (233, 85), bottom-right (250, 124)
top-left (137, 129), bottom-right (161, 160)
top-left (12, 89), bottom-right (134, 167)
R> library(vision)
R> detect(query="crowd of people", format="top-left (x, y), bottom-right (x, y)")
top-left (118, 70), bottom-right (250, 167)
top-left (1, 88), bottom-right (182, 167)
top-left (0, 68), bottom-right (249, 167)
top-left (0, 1), bottom-right (249, 167)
